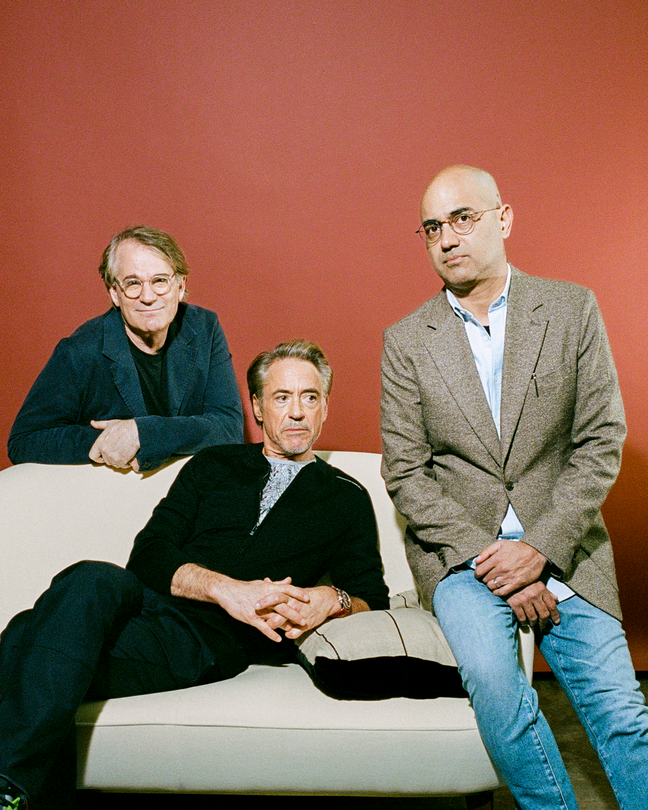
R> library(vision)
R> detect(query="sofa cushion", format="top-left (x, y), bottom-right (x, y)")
top-left (296, 591), bottom-right (466, 700)
top-left (75, 664), bottom-right (497, 794)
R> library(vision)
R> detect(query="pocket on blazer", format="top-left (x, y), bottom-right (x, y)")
top-left (530, 359), bottom-right (575, 397)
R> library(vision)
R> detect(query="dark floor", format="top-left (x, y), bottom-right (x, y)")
top-left (78, 676), bottom-right (648, 809)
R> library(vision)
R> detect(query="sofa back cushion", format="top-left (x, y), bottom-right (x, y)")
top-left (0, 451), bottom-right (413, 632)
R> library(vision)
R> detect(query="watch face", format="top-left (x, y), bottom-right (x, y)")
top-left (334, 586), bottom-right (351, 615)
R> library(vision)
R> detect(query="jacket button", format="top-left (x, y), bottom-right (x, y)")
top-left (505, 482), bottom-right (514, 491)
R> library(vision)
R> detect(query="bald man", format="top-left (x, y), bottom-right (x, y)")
top-left (381, 165), bottom-right (648, 809)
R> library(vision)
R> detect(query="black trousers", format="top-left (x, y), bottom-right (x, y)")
top-left (0, 561), bottom-right (251, 809)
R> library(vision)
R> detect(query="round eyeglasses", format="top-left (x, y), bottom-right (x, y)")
top-left (113, 275), bottom-right (177, 299)
top-left (416, 207), bottom-right (501, 244)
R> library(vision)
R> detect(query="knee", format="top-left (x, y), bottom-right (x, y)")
top-left (450, 640), bottom-right (535, 720)
top-left (54, 559), bottom-right (131, 584)
top-left (50, 561), bottom-right (142, 605)
top-left (595, 684), bottom-right (648, 741)
top-left (459, 655), bottom-right (525, 698)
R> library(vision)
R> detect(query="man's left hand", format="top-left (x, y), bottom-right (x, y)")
top-left (474, 539), bottom-right (547, 597)
top-left (89, 419), bottom-right (141, 470)
top-left (506, 581), bottom-right (560, 628)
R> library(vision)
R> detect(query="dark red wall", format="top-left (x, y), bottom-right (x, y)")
top-left (2, 0), bottom-right (648, 669)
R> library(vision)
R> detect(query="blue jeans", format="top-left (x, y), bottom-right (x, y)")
top-left (433, 568), bottom-right (648, 810)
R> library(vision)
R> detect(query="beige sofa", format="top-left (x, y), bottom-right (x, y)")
top-left (0, 451), bottom-right (533, 806)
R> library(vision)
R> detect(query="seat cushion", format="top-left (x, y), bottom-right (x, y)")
top-left (75, 663), bottom-right (498, 795)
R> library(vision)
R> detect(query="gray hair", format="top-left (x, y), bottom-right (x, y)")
top-left (247, 339), bottom-right (333, 423)
top-left (98, 225), bottom-right (189, 288)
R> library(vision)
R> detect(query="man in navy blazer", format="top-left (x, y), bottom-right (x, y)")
top-left (8, 226), bottom-right (243, 471)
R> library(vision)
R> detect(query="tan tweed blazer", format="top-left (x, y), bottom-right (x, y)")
top-left (381, 267), bottom-right (626, 620)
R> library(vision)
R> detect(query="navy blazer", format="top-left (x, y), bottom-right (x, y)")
top-left (9, 303), bottom-right (244, 471)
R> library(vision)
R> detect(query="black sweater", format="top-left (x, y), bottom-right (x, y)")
top-left (127, 443), bottom-right (389, 658)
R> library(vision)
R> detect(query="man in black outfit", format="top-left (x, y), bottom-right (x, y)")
top-left (0, 339), bottom-right (389, 810)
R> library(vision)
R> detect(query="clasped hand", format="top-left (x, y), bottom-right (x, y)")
top-left (214, 576), bottom-right (339, 643)
top-left (254, 579), bottom-right (340, 641)
top-left (474, 539), bottom-right (560, 627)
top-left (474, 539), bottom-right (546, 595)
top-left (89, 419), bottom-right (140, 470)
top-left (170, 566), bottom-right (341, 643)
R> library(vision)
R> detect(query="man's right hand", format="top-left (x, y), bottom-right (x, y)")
top-left (506, 581), bottom-right (560, 628)
top-left (170, 563), bottom-right (311, 642)
top-left (89, 419), bottom-right (140, 470)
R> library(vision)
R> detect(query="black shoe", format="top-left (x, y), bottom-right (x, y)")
top-left (0, 778), bottom-right (28, 810)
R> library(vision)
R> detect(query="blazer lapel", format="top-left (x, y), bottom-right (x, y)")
top-left (164, 306), bottom-right (197, 416)
top-left (102, 309), bottom-right (147, 415)
top-left (500, 268), bottom-right (549, 462)
top-left (423, 295), bottom-right (501, 464)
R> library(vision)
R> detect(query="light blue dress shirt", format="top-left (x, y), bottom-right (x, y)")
top-left (446, 267), bottom-right (573, 601)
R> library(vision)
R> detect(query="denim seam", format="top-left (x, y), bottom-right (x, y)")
top-left (543, 631), bottom-right (616, 789)
top-left (521, 689), bottom-right (572, 810)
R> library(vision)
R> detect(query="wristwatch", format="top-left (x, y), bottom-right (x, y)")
top-left (331, 586), bottom-right (351, 617)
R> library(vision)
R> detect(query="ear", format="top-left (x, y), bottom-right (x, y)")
top-left (252, 394), bottom-right (263, 425)
top-left (177, 275), bottom-right (187, 299)
top-left (109, 285), bottom-right (121, 309)
top-left (321, 395), bottom-right (329, 423)
top-left (500, 204), bottom-right (513, 239)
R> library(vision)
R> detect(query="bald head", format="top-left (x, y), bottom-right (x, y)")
top-left (421, 165), bottom-right (502, 220)
top-left (418, 164), bottom-right (513, 307)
